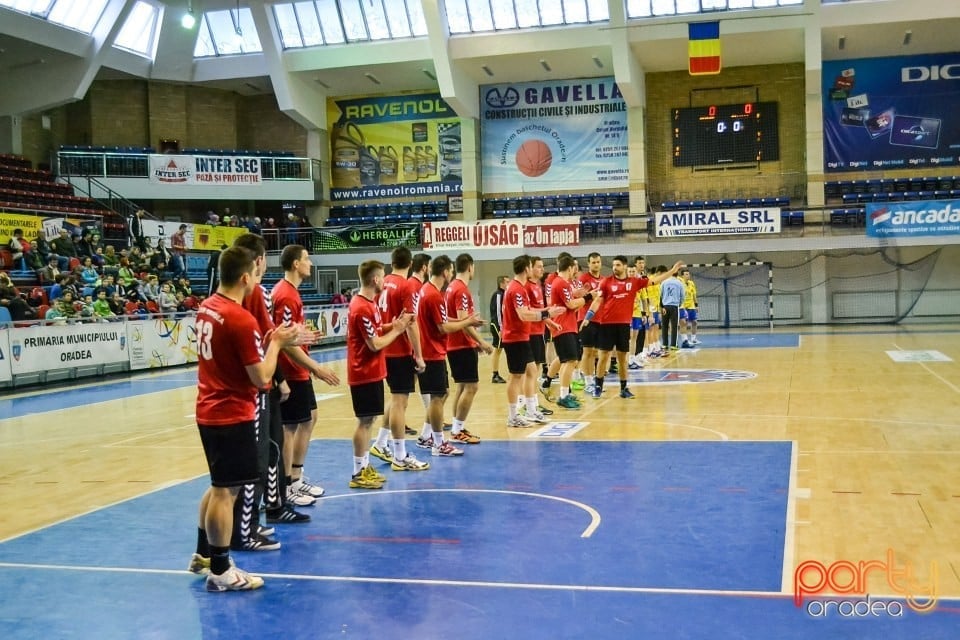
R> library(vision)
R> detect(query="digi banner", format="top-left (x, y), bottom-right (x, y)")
top-left (656, 208), bottom-right (781, 237)
top-left (149, 155), bottom-right (262, 185)
top-left (481, 77), bottom-right (627, 193)
top-left (127, 315), bottom-right (199, 370)
top-left (311, 223), bottom-right (421, 253)
top-left (823, 53), bottom-right (960, 172)
top-left (866, 199), bottom-right (960, 238)
top-left (141, 220), bottom-right (245, 251)
top-left (7, 324), bottom-right (127, 375)
top-left (0, 327), bottom-right (11, 383)
top-left (0, 211), bottom-right (100, 245)
top-left (327, 92), bottom-right (463, 202)
top-left (422, 217), bottom-right (581, 251)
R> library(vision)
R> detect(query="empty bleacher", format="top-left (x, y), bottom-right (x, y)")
top-left (327, 200), bottom-right (449, 226)
top-left (482, 192), bottom-right (629, 219)
top-left (0, 154), bottom-right (107, 216)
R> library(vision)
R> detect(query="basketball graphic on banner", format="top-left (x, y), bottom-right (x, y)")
top-left (515, 139), bottom-right (552, 177)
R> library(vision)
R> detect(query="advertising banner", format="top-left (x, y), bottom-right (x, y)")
top-left (303, 306), bottom-right (349, 343)
top-left (866, 200), bottom-right (960, 238)
top-left (127, 315), bottom-right (199, 370)
top-left (141, 220), bottom-right (246, 251)
top-left (311, 223), bottom-right (421, 253)
top-left (327, 92), bottom-right (463, 202)
top-left (0, 327), bottom-right (11, 383)
top-left (8, 323), bottom-right (127, 375)
top-left (149, 155), bottom-right (262, 185)
top-left (655, 208), bottom-right (781, 237)
top-left (422, 217), bottom-right (581, 251)
top-left (480, 77), bottom-right (628, 193)
top-left (0, 211), bottom-right (100, 245)
top-left (823, 53), bottom-right (960, 172)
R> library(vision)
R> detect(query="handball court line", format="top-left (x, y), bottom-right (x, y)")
top-left (892, 342), bottom-right (960, 395)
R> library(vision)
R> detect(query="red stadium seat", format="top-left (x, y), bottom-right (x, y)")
top-left (145, 300), bottom-right (159, 314)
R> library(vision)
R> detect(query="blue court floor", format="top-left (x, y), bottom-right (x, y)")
top-left (1, 439), bottom-right (956, 639)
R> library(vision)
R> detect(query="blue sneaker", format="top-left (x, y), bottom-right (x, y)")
top-left (557, 395), bottom-right (581, 409)
top-left (681, 340), bottom-right (693, 349)
top-left (591, 386), bottom-right (602, 399)
top-left (619, 388), bottom-right (635, 399)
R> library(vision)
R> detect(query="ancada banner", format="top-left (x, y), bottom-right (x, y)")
top-left (481, 77), bottom-right (628, 193)
top-left (823, 53), bottom-right (960, 172)
top-left (311, 223), bottom-right (421, 253)
top-left (149, 155), bottom-right (262, 185)
top-left (866, 200), bottom-right (960, 238)
top-left (422, 217), bottom-right (580, 251)
top-left (327, 92), bottom-right (463, 202)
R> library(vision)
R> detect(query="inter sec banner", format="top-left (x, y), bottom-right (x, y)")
top-left (127, 315), bottom-right (198, 370)
top-left (866, 200), bottom-right (960, 238)
top-left (327, 92), bottom-right (463, 202)
top-left (311, 223), bottom-right (421, 253)
top-left (7, 324), bottom-right (127, 375)
top-left (656, 208), bottom-right (781, 237)
top-left (481, 77), bottom-right (628, 193)
top-left (149, 155), bottom-right (262, 185)
top-left (823, 53), bottom-right (960, 172)
top-left (422, 217), bottom-right (580, 251)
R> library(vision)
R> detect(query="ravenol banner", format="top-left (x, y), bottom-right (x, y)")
top-left (866, 200), bottom-right (960, 238)
top-left (481, 77), bottom-right (628, 194)
top-left (327, 92), bottom-right (463, 202)
top-left (823, 53), bottom-right (960, 172)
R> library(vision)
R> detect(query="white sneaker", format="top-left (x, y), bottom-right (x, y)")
top-left (206, 565), bottom-right (264, 592)
top-left (691, 337), bottom-right (700, 344)
top-left (526, 411), bottom-right (549, 424)
top-left (506, 415), bottom-right (534, 428)
top-left (295, 476), bottom-right (325, 498)
top-left (286, 485), bottom-right (315, 506)
top-left (391, 454), bottom-right (430, 471)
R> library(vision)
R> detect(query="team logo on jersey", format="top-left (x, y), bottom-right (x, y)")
top-left (619, 369), bottom-right (756, 385)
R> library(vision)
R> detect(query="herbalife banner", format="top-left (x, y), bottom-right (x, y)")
top-left (823, 53), bottom-right (960, 172)
top-left (481, 77), bottom-right (628, 193)
top-left (327, 92), bottom-right (463, 202)
top-left (149, 155), bottom-right (263, 185)
top-left (312, 223), bottom-right (421, 253)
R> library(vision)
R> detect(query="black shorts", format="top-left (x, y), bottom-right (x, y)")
top-left (529, 334), bottom-right (546, 364)
top-left (447, 347), bottom-right (479, 383)
top-left (350, 380), bottom-right (385, 418)
top-left (503, 340), bottom-right (534, 375)
top-left (385, 355), bottom-right (417, 394)
top-left (599, 323), bottom-right (631, 353)
top-left (580, 322), bottom-right (600, 349)
top-left (255, 391), bottom-right (269, 473)
top-left (543, 327), bottom-right (552, 343)
top-left (280, 379), bottom-right (317, 425)
top-left (198, 421), bottom-right (260, 488)
top-left (417, 359), bottom-right (449, 396)
top-left (490, 324), bottom-right (502, 348)
top-left (553, 332), bottom-right (580, 363)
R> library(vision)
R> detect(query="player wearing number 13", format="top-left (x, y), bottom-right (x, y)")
top-left (192, 247), bottom-right (303, 592)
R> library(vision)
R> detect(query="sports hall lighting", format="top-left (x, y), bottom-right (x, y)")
top-left (902, 30), bottom-right (912, 46)
top-left (182, 1), bottom-right (195, 29)
top-left (482, 65), bottom-right (494, 76)
top-left (592, 55), bottom-right (604, 68)
top-left (422, 68), bottom-right (436, 80)
top-left (364, 72), bottom-right (382, 84)
top-left (540, 59), bottom-right (552, 71)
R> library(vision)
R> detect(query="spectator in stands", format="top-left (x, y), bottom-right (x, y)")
top-left (45, 300), bottom-right (66, 323)
top-left (151, 238), bottom-right (172, 273)
top-left (79, 294), bottom-right (95, 319)
top-left (80, 257), bottom-right (101, 289)
top-left (142, 275), bottom-right (161, 302)
top-left (175, 276), bottom-right (192, 297)
top-left (250, 217), bottom-right (262, 235)
top-left (107, 291), bottom-right (125, 316)
top-left (170, 224), bottom-right (188, 278)
top-left (128, 209), bottom-right (146, 251)
top-left (76, 231), bottom-right (94, 260)
top-left (89, 233), bottom-right (103, 256)
top-left (0, 272), bottom-right (36, 321)
top-left (61, 275), bottom-right (79, 300)
top-left (55, 290), bottom-right (79, 321)
top-left (38, 255), bottom-right (60, 284)
top-left (8, 228), bottom-right (39, 270)
top-left (102, 245), bottom-right (119, 274)
top-left (207, 244), bottom-right (226, 294)
top-left (158, 281), bottom-right (178, 315)
top-left (99, 274), bottom-right (116, 297)
top-left (331, 288), bottom-right (348, 305)
top-left (128, 246), bottom-right (148, 271)
top-left (205, 210), bottom-right (219, 226)
top-left (33, 229), bottom-right (53, 264)
top-left (117, 258), bottom-right (137, 287)
top-left (50, 229), bottom-right (77, 268)
top-left (92, 289), bottom-right (116, 321)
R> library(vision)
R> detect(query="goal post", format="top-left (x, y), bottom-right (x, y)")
top-left (685, 261), bottom-right (773, 329)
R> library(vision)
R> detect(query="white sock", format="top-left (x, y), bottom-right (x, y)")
top-left (526, 397), bottom-right (538, 414)
top-left (517, 395), bottom-right (525, 410)
top-left (374, 427), bottom-right (390, 449)
top-left (393, 438), bottom-right (407, 462)
top-left (353, 456), bottom-right (364, 475)
top-left (421, 394), bottom-right (430, 408)
top-left (420, 423), bottom-right (432, 440)
top-left (560, 386), bottom-right (569, 398)
top-left (508, 403), bottom-right (518, 420)
top-left (362, 452), bottom-right (370, 467)
top-left (432, 430), bottom-right (444, 446)
top-left (452, 418), bottom-right (464, 435)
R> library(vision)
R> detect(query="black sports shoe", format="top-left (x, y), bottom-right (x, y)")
top-left (404, 425), bottom-right (418, 436)
top-left (266, 504), bottom-right (311, 524)
top-left (491, 372), bottom-right (507, 384)
top-left (231, 532), bottom-right (281, 552)
top-left (538, 405), bottom-right (554, 416)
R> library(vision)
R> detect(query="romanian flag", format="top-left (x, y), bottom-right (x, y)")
top-left (689, 22), bottom-right (721, 76)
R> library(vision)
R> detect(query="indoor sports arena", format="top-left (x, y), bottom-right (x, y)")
top-left (1, 0), bottom-right (959, 638)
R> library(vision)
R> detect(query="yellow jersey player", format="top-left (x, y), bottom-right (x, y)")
top-left (680, 268), bottom-right (699, 348)
top-left (628, 260), bottom-right (647, 369)
top-left (645, 269), bottom-right (663, 357)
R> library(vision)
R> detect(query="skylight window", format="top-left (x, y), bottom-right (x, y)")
top-left (445, 0), bottom-right (608, 35)
top-left (273, 0), bottom-right (427, 49)
top-left (194, 7), bottom-right (263, 57)
top-left (0, 0), bottom-right (109, 34)
top-left (113, 1), bottom-right (161, 58)
top-left (627, 0), bottom-right (801, 18)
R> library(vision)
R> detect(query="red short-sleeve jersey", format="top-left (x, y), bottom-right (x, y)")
top-left (500, 278), bottom-right (531, 344)
top-left (577, 271), bottom-right (604, 322)
top-left (526, 280), bottom-right (545, 336)
top-left (270, 278), bottom-right (309, 382)
top-left (381, 272), bottom-right (413, 358)
top-left (346, 294), bottom-right (386, 385)
top-left (416, 281), bottom-right (448, 361)
top-left (445, 277), bottom-right (477, 351)
top-left (196, 293), bottom-right (264, 425)
top-left (550, 276), bottom-right (579, 336)
top-left (597, 275), bottom-right (649, 325)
